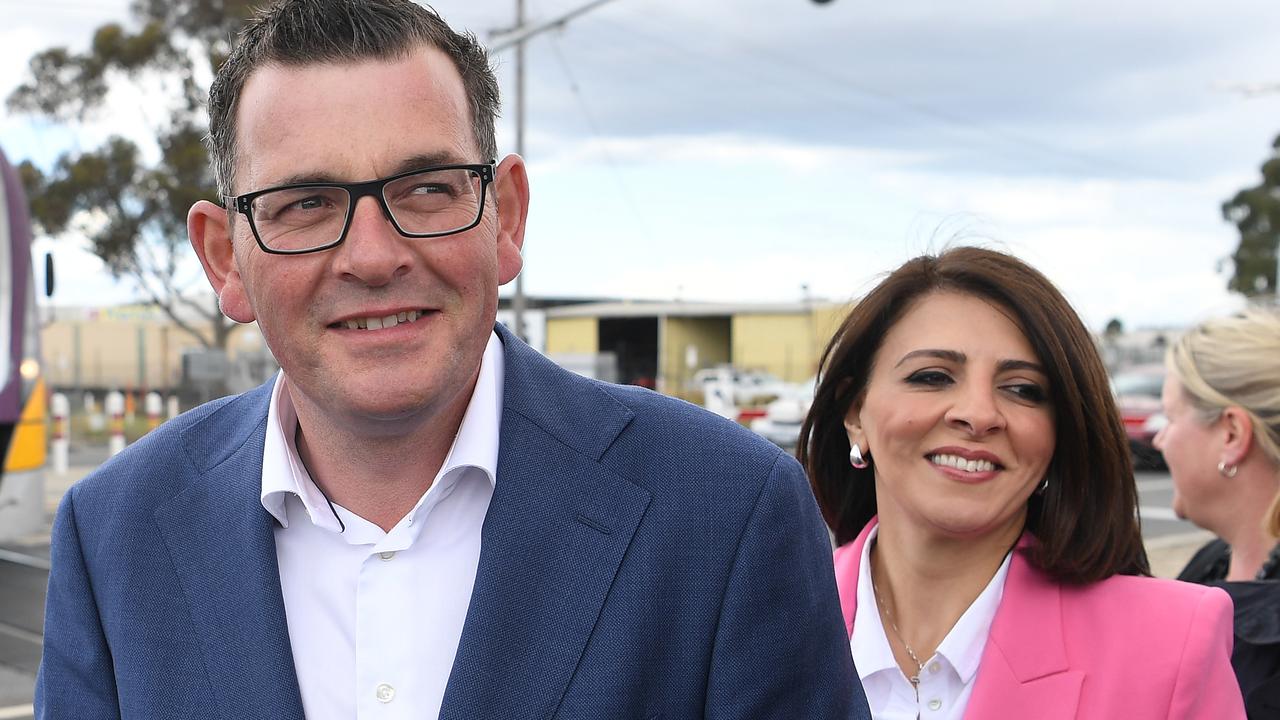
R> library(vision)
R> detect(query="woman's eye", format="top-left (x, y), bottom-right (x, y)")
top-left (1004, 383), bottom-right (1047, 403)
top-left (905, 370), bottom-right (952, 387)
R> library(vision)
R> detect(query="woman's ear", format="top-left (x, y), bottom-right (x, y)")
top-left (1219, 406), bottom-right (1255, 468)
top-left (842, 392), bottom-right (865, 448)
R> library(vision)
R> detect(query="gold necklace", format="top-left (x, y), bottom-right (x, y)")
top-left (875, 586), bottom-right (926, 686)
top-left (871, 555), bottom-right (927, 686)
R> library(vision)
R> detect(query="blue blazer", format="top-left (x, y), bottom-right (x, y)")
top-left (37, 326), bottom-right (868, 719)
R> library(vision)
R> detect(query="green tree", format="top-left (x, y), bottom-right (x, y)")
top-left (1103, 317), bottom-right (1124, 339)
top-left (7, 0), bottom-right (260, 351)
top-left (1222, 134), bottom-right (1280, 297)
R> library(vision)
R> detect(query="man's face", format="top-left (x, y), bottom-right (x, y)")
top-left (198, 47), bottom-right (525, 430)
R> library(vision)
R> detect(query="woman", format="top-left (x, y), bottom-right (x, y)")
top-left (1154, 308), bottom-right (1280, 717)
top-left (799, 246), bottom-right (1244, 719)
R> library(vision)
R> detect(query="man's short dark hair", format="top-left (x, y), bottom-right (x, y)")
top-left (207, 0), bottom-right (500, 196)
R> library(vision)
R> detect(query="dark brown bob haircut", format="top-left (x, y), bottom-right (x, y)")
top-left (797, 246), bottom-right (1149, 584)
top-left (206, 0), bottom-right (500, 197)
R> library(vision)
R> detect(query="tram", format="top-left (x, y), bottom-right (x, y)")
top-left (0, 146), bottom-right (48, 542)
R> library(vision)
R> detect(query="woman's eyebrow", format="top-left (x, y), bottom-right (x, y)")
top-left (895, 348), bottom-right (964, 368)
top-left (998, 358), bottom-right (1046, 374)
top-left (894, 349), bottom-right (1045, 375)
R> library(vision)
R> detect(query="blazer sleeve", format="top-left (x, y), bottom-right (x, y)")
top-left (35, 486), bottom-right (122, 720)
top-left (1167, 585), bottom-right (1246, 720)
top-left (703, 453), bottom-right (871, 720)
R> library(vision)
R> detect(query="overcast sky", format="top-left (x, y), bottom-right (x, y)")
top-left (2, 0), bottom-right (1278, 330)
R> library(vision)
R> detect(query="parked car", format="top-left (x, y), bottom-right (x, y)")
top-left (1110, 365), bottom-right (1167, 470)
top-left (750, 376), bottom-right (817, 450)
top-left (690, 366), bottom-right (786, 405)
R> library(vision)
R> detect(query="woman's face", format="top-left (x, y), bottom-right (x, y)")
top-left (845, 291), bottom-right (1056, 542)
top-left (1152, 376), bottom-right (1222, 526)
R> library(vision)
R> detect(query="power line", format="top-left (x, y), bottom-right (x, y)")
top-left (546, 33), bottom-right (653, 245)
top-left (576, 6), bottom-right (1161, 180)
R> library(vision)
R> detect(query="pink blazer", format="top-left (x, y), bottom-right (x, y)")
top-left (834, 521), bottom-right (1246, 719)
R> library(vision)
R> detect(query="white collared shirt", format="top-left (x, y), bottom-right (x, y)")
top-left (260, 331), bottom-right (504, 720)
top-left (850, 526), bottom-right (1012, 720)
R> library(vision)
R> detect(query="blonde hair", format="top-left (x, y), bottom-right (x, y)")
top-left (1166, 306), bottom-right (1280, 534)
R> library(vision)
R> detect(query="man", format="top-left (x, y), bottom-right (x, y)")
top-left (36, 1), bottom-right (869, 718)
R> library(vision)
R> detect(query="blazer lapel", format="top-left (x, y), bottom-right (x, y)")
top-left (440, 328), bottom-right (652, 720)
top-left (154, 384), bottom-right (305, 720)
top-left (963, 540), bottom-right (1083, 720)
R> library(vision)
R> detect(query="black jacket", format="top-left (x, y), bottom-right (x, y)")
top-left (1179, 539), bottom-right (1280, 719)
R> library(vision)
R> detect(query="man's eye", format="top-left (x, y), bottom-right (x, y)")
top-left (409, 183), bottom-right (453, 196)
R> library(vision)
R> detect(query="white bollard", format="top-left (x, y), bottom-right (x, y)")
top-left (51, 393), bottom-right (70, 475)
top-left (145, 392), bottom-right (163, 432)
top-left (166, 395), bottom-right (180, 420)
top-left (86, 392), bottom-right (105, 432)
top-left (106, 390), bottom-right (126, 456)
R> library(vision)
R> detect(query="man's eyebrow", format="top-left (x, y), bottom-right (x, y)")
top-left (389, 152), bottom-right (467, 175)
top-left (266, 170), bottom-right (347, 187)
top-left (894, 349), bottom-right (1046, 374)
top-left (262, 153), bottom-right (467, 188)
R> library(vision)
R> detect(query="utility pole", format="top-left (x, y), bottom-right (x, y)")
top-left (512, 0), bottom-right (528, 341)
top-left (491, 0), bottom-right (623, 341)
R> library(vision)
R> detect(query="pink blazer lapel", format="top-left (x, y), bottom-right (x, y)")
top-left (833, 521), bottom-right (875, 637)
top-left (835, 524), bottom-right (1085, 719)
top-left (963, 537), bottom-right (1083, 720)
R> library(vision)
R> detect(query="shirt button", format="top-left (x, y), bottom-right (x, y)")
top-left (928, 698), bottom-right (942, 711)
top-left (928, 661), bottom-right (941, 674)
top-left (379, 551), bottom-right (396, 561)
top-left (375, 683), bottom-right (395, 703)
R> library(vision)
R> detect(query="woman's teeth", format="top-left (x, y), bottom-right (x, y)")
top-left (929, 453), bottom-right (997, 473)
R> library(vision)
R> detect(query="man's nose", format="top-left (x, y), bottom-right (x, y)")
top-left (330, 196), bottom-right (414, 286)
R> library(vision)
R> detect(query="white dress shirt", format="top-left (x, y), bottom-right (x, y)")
top-left (260, 331), bottom-right (503, 720)
top-left (850, 526), bottom-right (1012, 720)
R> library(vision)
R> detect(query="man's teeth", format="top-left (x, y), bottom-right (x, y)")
top-left (929, 454), bottom-right (997, 473)
top-left (343, 310), bottom-right (423, 330)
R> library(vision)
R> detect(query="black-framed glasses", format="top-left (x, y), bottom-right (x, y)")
top-left (223, 162), bottom-right (496, 255)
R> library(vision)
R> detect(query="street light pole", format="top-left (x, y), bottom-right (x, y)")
top-left (492, 0), bottom-right (624, 340)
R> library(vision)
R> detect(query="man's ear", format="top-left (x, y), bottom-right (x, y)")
top-left (188, 200), bottom-right (255, 324)
top-left (491, 154), bottom-right (529, 286)
top-left (1219, 406), bottom-right (1255, 468)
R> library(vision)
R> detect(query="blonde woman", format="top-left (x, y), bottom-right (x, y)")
top-left (1154, 306), bottom-right (1280, 718)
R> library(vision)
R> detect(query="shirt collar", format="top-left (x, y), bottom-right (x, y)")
top-left (260, 330), bottom-right (504, 531)
top-left (851, 524), bottom-right (905, 680)
top-left (850, 524), bottom-right (1013, 685)
top-left (936, 543), bottom-right (1012, 682)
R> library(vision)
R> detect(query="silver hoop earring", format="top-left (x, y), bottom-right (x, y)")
top-left (849, 444), bottom-right (870, 470)
top-left (1035, 477), bottom-right (1049, 495)
top-left (1217, 461), bottom-right (1239, 478)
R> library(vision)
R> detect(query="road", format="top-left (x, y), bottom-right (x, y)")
top-left (0, 462), bottom-right (1204, 718)
top-left (1135, 469), bottom-right (1199, 538)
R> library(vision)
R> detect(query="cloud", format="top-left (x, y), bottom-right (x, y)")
top-left (2, 0), bottom-right (1273, 336)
